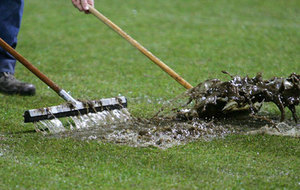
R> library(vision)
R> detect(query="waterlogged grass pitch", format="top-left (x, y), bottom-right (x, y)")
top-left (0, 0), bottom-right (299, 189)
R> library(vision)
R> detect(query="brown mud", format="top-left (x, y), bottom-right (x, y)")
top-left (167, 72), bottom-right (299, 123)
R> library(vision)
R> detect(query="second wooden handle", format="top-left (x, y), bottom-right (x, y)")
top-left (88, 6), bottom-right (193, 89)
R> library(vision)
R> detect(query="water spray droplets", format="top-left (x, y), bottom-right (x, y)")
top-left (34, 108), bottom-right (132, 132)
top-left (35, 118), bottom-right (65, 134)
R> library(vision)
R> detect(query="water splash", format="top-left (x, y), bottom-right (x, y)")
top-left (69, 108), bottom-right (132, 130)
top-left (49, 117), bottom-right (237, 149)
top-left (35, 118), bottom-right (65, 134)
top-left (247, 122), bottom-right (300, 137)
top-left (34, 108), bottom-right (131, 133)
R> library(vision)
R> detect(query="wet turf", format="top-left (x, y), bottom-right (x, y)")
top-left (0, 0), bottom-right (299, 189)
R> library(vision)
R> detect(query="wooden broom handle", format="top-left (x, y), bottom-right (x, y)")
top-left (88, 6), bottom-right (193, 89)
top-left (0, 38), bottom-right (61, 93)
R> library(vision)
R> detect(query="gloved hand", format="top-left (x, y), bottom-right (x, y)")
top-left (71, 0), bottom-right (94, 13)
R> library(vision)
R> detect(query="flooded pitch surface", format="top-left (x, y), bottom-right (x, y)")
top-left (43, 112), bottom-right (299, 149)
top-left (50, 118), bottom-right (235, 149)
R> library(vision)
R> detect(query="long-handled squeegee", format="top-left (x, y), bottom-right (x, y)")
top-left (0, 38), bottom-right (127, 123)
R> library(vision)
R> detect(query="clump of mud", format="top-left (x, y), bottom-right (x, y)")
top-left (41, 72), bottom-right (299, 149)
top-left (166, 72), bottom-right (299, 123)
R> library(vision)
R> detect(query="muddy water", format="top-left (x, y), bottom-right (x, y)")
top-left (39, 109), bottom-right (298, 149)
top-left (48, 118), bottom-right (232, 149)
top-left (51, 118), bottom-right (234, 149)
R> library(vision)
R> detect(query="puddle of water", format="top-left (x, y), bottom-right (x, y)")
top-left (33, 101), bottom-right (299, 149)
top-left (43, 111), bottom-right (299, 149)
top-left (49, 117), bottom-right (236, 149)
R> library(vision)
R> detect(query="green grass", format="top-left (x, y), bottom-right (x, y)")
top-left (1, 135), bottom-right (299, 189)
top-left (0, 0), bottom-right (299, 189)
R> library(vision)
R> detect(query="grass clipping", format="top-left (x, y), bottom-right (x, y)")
top-left (40, 72), bottom-right (299, 149)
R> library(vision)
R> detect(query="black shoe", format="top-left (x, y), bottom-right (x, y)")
top-left (0, 72), bottom-right (36, 96)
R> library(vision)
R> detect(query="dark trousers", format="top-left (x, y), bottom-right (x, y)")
top-left (0, 0), bottom-right (24, 74)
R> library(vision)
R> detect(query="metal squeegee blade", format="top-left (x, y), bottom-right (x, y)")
top-left (23, 96), bottom-right (127, 123)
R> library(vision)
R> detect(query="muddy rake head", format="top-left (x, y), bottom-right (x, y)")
top-left (23, 96), bottom-right (127, 123)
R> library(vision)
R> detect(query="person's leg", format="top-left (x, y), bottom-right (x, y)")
top-left (0, 0), bottom-right (35, 95)
top-left (0, 0), bottom-right (24, 74)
